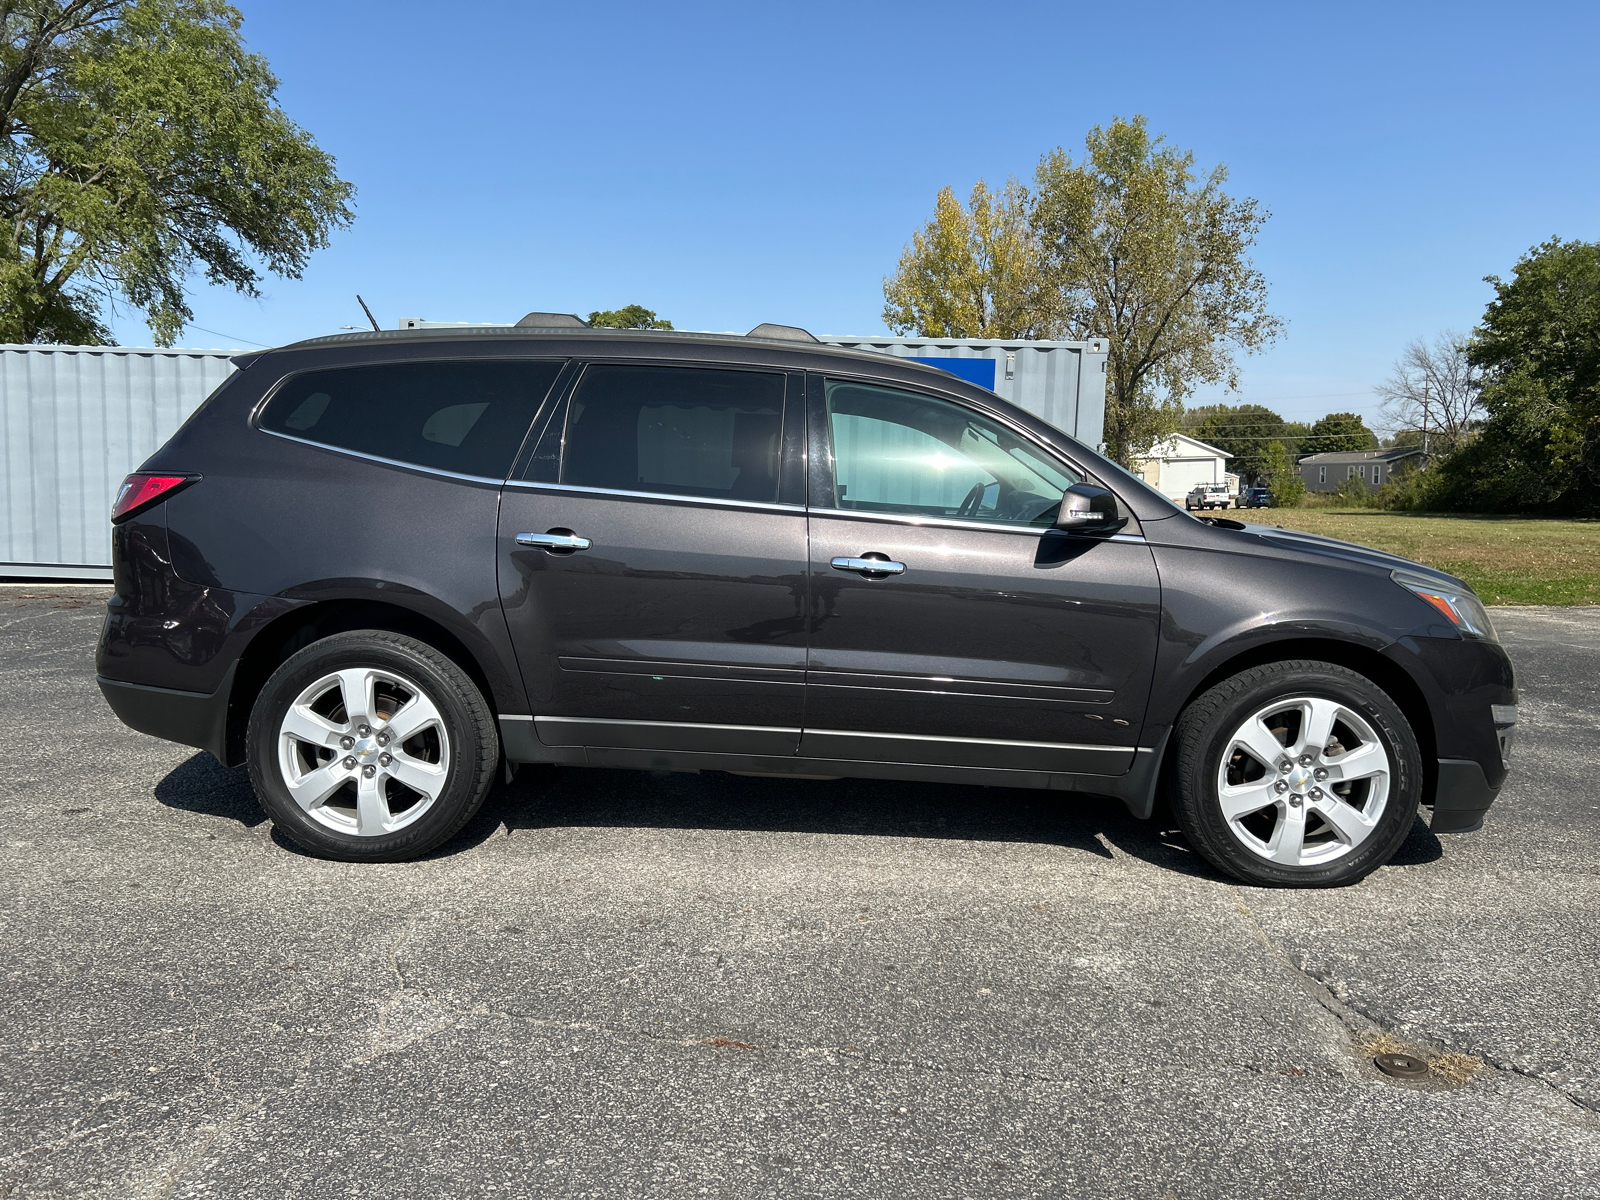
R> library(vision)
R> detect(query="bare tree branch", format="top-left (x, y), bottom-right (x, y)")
top-left (1376, 331), bottom-right (1483, 454)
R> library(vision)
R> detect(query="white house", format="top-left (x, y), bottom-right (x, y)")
top-left (1133, 433), bottom-right (1235, 501)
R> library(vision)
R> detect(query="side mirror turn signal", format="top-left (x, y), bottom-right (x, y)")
top-left (1055, 484), bottom-right (1127, 536)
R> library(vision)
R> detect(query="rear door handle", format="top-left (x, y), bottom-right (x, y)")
top-left (516, 531), bottom-right (592, 553)
top-left (830, 555), bottom-right (905, 576)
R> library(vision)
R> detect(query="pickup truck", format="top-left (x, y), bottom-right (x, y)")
top-left (1185, 484), bottom-right (1235, 510)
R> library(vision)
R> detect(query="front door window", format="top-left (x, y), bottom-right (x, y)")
top-left (824, 380), bottom-right (1080, 526)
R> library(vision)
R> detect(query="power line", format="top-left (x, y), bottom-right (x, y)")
top-left (1187, 390), bottom-right (1376, 403)
top-left (185, 323), bottom-right (268, 348)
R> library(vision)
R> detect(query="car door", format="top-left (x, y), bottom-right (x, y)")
top-left (801, 374), bottom-right (1161, 776)
top-left (497, 361), bottom-right (810, 756)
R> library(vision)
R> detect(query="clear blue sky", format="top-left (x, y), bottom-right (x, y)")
top-left (109, 0), bottom-right (1600, 431)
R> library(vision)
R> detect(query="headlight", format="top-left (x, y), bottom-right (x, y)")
top-left (1392, 570), bottom-right (1497, 641)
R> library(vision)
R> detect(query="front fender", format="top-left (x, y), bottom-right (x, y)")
top-left (1144, 541), bottom-right (1451, 736)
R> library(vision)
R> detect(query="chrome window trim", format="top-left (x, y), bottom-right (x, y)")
top-left (255, 427), bottom-right (509, 486)
top-left (805, 506), bottom-right (1145, 541)
top-left (504, 479), bottom-right (804, 513)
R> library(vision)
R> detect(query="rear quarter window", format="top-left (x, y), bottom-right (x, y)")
top-left (257, 360), bottom-right (564, 478)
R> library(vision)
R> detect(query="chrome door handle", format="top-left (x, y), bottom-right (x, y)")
top-left (516, 531), bottom-right (592, 552)
top-left (830, 555), bottom-right (905, 576)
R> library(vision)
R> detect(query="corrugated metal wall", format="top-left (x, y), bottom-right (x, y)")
top-left (0, 336), bottom-right (1107, 580)
top-left (817, 336), bottom-right (1108, 447)
top-left (0, 345), bottom-right (238, 579)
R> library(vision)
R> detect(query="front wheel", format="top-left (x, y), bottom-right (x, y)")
top-left (247, 630), bottom-right (499, 861)
top-left (1170, 660), bottom-right (1422, 887)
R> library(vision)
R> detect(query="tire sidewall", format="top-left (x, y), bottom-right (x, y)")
top-left (1177, 663), bottom-right (1422, 887)
top-left (247, 632), bottom-right (497, 861)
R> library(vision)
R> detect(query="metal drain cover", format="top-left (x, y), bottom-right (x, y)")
top-left (1374, 1052), bottom-right (1430, 1079)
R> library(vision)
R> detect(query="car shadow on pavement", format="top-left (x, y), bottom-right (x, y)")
top-left (454, 765), bottom-right (1234, 882)
top-left (154, 753), bottom-right (267, 828)
top-left (1388, 818), bottom-right (1445, 867)
top-left (151, 752), bottom-right (1443, 882)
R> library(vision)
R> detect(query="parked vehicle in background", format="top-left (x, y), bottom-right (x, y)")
top-left (1238, 487), bottom-right (1273, 509)
top-left (95, 314), bottom-right (1516, 888)
top-left (1186, 484), bottom-right (1234, 510)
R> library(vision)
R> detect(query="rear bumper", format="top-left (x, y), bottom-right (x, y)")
top-left (97, 663), bottom-right (235, 763)
top-left (1430, 757), bottom-right (1500, 834)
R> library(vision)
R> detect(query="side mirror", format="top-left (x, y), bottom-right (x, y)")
top-left (1054, 483), bottom-right (1127, 536)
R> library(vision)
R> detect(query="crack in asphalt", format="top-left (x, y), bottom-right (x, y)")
top-left (1227, 898), bottom-right (1600, 1128)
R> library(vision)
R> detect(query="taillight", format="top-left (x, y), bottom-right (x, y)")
top-left (111, 473), bottom-right (199, 523)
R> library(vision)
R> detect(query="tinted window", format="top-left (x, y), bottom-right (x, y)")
top-left (259, 361), bottom-right (564, 478)
top-left (825, 380), bottom-right (1080, 526)
top-left (558, 365), bottom-right (786, 502)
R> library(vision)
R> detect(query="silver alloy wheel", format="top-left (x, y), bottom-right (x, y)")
top-left (276, 667), bottom-right (451, 837)
top-left (1215, 695), bottom-right (1391, 867)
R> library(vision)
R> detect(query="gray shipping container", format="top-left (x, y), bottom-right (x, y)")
top-left (0, 331), bottom-right (1109, 581)
top-left (817, 336), bottom-right (1108, 448)
top-left (1, 344), bottom-right (239, 580)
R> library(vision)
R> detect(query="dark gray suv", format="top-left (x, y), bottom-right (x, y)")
top-left (95, 316), bottom-right (1517, 887)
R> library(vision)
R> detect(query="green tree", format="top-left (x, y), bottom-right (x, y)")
top-left (1188, 403), bottom-right (1289, 484)
top-left (1332, 473), bottom-right (1372, 507)
top-left (1030, 116), bottom-right (1282, 466)
top-left (1300, 412), bottom-right (1379, 456)
top-left (1432, 237), bottom-right (1599, 515)
top-left (881, 178), bottom-right (1051, 338)
top-left (588, 304), bottom-right (673, 329)
top-left (1263, 439), bottom-right (1304, 507)
top-left (0, 0), bottom-right (354, 345)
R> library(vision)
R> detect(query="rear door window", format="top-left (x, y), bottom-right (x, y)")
top-left (258, 360), bottom-right (565, 478)
top-left (552, 364), bottom-right (787, 502)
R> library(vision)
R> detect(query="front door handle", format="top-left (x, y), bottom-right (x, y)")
top-left (516, 530), bottom-right (592, 553)
top-left (830, 555), bottom-right (906, 577)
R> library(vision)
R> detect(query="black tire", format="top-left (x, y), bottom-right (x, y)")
top-left (247, 630), bottom-right (499, 862)
top-left (1170, 660), bottom-right (1422, 887)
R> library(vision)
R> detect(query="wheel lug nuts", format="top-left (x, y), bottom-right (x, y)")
top-left (340, 736), bottom-right (355, 750)
top-left (1298, 753), bottom-right (1314, 766)
top-left (376, 732), bottom-right (390, 746)
top-left (358, 724), bottom-right (371, 737)
top-left (379, 753), bottom-right (392, 767)
top-left (1279, 760), bottom-right (1292, 774)
top-left (1274, 780), bottom-right (1288, 794)
top-left (342, 756), bottom-right (356, 769)
top-left (362, 764), bottom-right (377, 778)
top-left (1289, 794), bottom-right (1303, 807)
top-left (1314, 768), bottom-right (1328, 781)
top-left (1310, 787), bottom-right (1323, 800)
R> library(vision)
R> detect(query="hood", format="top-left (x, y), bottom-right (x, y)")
top-left (1234, 521), bottom-right (1469, 590)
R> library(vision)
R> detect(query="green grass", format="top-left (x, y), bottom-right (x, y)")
top-left (1255, 509), bottom-right (1600, 606)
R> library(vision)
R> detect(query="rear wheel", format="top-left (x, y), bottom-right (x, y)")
top-left (247, 630), bottom-right (498, 861)
top-left (1170, 660), bottom-right (1421, 887)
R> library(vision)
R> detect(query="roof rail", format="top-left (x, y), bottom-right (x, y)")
top-left (747, 322), bottom-right (818, 343)
top-left (515, 312), bottom-right (590, 328)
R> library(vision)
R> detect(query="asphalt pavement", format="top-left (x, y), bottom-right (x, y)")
top-left (2, 586), bottom-right (1597, 1199)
